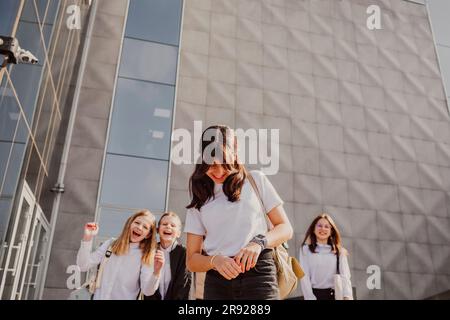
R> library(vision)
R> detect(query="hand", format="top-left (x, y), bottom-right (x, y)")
top-left (153, 250), bottom-right (165, 275)
top-left (83, 222), bottom-right (98, 241)
top-left (234, 242), bottom-right (262, 272)
top-left (211, 255), bottom-right (242, 280)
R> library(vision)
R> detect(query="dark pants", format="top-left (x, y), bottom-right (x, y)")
top-left (204, 249), bottom-right (279, 300)
top-left (312, 288), bottom-right (335, 300)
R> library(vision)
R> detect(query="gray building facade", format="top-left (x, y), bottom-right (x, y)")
top-left (0, 0), bottom-right (449, 300)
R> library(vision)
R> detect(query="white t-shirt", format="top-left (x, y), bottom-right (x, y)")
top-left (184, 170), bottom-right (283, 257)
top-left (76, 239), bottom-right (160, 300)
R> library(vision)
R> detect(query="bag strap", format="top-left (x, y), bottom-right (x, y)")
top-left (245, 168), bottom-right (271, 232)
top-left (95, 244), bottom-right (113, 289)
top-left (336, 251), bottom-right (340, 275)
top-left (246, 169), bottom-right (290, 250)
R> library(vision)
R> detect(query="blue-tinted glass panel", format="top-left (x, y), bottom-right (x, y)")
top-left (126, 0), bottom-right (182, 46)
top-left (16, 21), bottom-right (52, 65)
top-left (100, 155), bottom-right (168, 211)
top-left (42, 0), bottom-right (59, 25)
top-left (108, 78), bottom-right (174, 160)
top-left (97, 207), bottom-right (136, 238)
top-left (21, 0), bottom-right (42, 23)
top-left (0, 77), bottom-right (30, 143)
top-left (119, 38), bottom-right (178, 85)
top-left (0, 198), bottom-right (14, 242)
top-left (0, 0), bottom-right (20, 34)
top-left (8, 64), bottom-right (43, 124)
top-left (0, 141), bottom-right (26, 196)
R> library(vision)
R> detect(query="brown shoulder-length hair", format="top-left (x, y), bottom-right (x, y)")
top-left (186, 125), bottom-right (247, 210)
top-left (111, 209), bottom-right (157, 265)
top-left (302, 213), bottom-right (347, 256)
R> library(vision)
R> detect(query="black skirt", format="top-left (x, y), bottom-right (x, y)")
top-left (312, 288), bottom-right (335, 300)
top-left (204, 249), bottom-right (280, 300)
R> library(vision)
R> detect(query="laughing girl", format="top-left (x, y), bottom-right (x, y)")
top-left (144, 212), bottom-right (191, 300)
top-left (76, 209), bottom-right (164, 300)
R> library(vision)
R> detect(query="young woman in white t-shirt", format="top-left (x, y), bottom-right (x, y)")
top-left (76, 209), bottom-right (164, 300)
top-left (184, 125), bottom-right (293, 300)
top-left (298, 213), bottom-right (353, 300)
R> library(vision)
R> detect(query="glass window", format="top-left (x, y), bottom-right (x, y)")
top-left (9, 64), bottom-right (44, 124)
top-left (0, 0), bottom-right (20, 35)
top-left (119, 38), bottom-right (178, 85)
top-left (0, 140), bottom-right (26, 243)
top-left (0, 198), bottom-right (13, 242)
top-left (97, 207), bottom-right (136, 239)
top-left (42, 0), bottom-right (59, 26)
top-left (8, 14), bottom-right (52, 125)
top-left (108, 78), bottom-right (174, 160)
top-left (0, 141), bottom-right (26, 196)
top-left (0, 77), bottom-right (29, 143)
top-left (125, 0), bottom-right (182, 46)
top-left (32, 70), bottom-right (58, 158)
top-left (428, 0), bottom-right (450, 47)
top-left (21, 0), bottom-right (43, 24)
top-left (15, 21), bottom-right (52, 65)
top-left (100, 154), bottom-right (168, 211)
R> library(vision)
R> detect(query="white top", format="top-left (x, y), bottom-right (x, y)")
top-left (158, 241), bottom-right (177, 299)
top-left (76, 239), bottom-right (160, 300)
top-left (298, 244), bottom-right (353, 300)
top-left (184, 170), bottom-right (283, 257)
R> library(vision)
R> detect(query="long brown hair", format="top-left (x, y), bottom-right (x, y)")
top-left (187, 125), bottom-right (247, 210)
top-left (111, 209), bottom-right (157, 265)
top-left (302, 213), bottom-right (346, 255)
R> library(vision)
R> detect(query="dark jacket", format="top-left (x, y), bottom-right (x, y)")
top-left (144, 243), bottom-right (191, 300)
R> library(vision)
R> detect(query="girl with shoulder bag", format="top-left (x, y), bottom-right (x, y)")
top-left (184, 125), bottom-right (294, 300)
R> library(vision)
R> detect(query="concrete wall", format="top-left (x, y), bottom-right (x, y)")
top-left (43, 0), bottom-right (128, 299)
top-left (169, 0), bottom-right (450, 299)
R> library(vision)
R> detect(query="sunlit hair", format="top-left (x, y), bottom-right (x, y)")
top-left (187, 125), bottom-right (247, 210)
top-left (302, 213), bottom-right (347, 256)
top-left (157, 211), bottom-right (182, 231)
top-left (111, 209), bottom-right (157, 265)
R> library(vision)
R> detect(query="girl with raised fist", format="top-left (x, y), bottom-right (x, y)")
top-left (76, 209), bottom-right (164, 300)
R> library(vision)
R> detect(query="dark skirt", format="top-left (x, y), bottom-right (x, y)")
top-left (204, 249), bottom-right (280, 300)
top-left (312, 288), bottom-right (335, 300)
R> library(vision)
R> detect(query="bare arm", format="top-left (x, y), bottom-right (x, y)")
top-left (186, 233), bottom-right (242, 280)
top-left (235, 204), bottom-right (293, 272)
top-left (265, 204), bottom-right (293, 248)
top-left (186, 233), bottom-right (212, 273)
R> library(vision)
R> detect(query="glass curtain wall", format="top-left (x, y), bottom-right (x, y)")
top-left (96, 0), bottom-right (183, 242)
top-left (0, 0), bottom-right (89, 299)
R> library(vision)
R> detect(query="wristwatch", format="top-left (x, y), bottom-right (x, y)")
top-left (250, 234), bottom-right (268, 251)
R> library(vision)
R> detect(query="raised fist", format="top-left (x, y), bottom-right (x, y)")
top-left (83, 222), bottom-right (99, 241)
